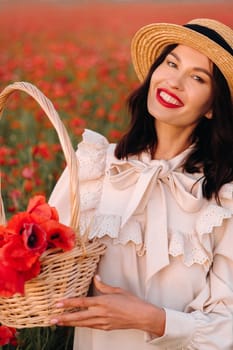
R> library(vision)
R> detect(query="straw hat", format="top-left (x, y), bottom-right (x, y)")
top-left (131, 18), bottom-right (233, 98)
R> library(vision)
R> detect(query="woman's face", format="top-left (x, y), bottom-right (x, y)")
top-left (147, 45), bottom-right (214, 130)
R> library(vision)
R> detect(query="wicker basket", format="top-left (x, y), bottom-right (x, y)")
top-left (0, 81), bottom-right (106, 329)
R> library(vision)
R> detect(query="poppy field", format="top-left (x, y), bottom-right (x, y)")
top-left (0, 1), bottom-right (232, 349)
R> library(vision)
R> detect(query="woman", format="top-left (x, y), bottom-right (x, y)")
top-left (49, 18), bottom-right (233, 349)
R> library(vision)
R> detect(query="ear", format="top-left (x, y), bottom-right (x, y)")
top-left (204, 109), bottom-right (213, 120)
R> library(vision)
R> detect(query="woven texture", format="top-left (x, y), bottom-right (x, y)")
top-left (0, 82), bottom-right (106, 328)
top-left (131, 18), bottom-right (233, 98)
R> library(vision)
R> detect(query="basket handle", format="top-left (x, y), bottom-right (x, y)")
top-left (0, 81), bottom-right (80, 235)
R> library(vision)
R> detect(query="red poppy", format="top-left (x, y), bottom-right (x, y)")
top-left (0, 235), bottom-right (41, 272)
top-left (7, 212), bottom-right (47, 254)
top-left (0, 195), bottom-right (75, 297)
top-left (32, 143), bottom-right (52, 160)
top-left (0, 225), bottom-right (13, 247)
top-left (0, 325), bottom-right (17, 346)
top-left (23, 259), bottom-right (41, 282)
top-left (41, 220), bottom-right (76, 251)
top-left (9, 328), bottom-right (18, 346)
top-left (26, 195), bottom-right (59, 223)
top-left (0, 263), bottom-right (25, 297)
top-left (23, 179), bottom-right (34, 193)
top-left (7, 211), bottom-right (34, 234)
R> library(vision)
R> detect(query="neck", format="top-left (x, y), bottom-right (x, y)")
top-left (153, 123), bottom-right (193, 160)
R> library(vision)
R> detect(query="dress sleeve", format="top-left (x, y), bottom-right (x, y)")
top-left (147, 217), bottom-right (233, 349)
top-left (48, 129), bottom-right (109, 228)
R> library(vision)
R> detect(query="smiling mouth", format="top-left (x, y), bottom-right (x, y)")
top-left (157, 89), bottom-right (184, 108)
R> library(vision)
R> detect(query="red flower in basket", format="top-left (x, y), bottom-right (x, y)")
top-left (0, 325), bottom-right (17, 346)
top-left (0, 263), bottom-right (25, 297)
top-left (27, 194), bottom-right (59, 223)
top-left (0, 195), bottom-right (76, 297)
top-left (41, 220), bottom-right (76, 251)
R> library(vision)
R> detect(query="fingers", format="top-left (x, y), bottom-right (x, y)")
top-left (50, 299), bottom-right (110, 329)
top-left (50, 276), bottom-right (130, 328)
top-left (54, 295), bottom-right (98, 310)
top-left (50, 308), bottom-right (100, 327)
top-left (53, 276), bottom-right (129, 312)
top-left (51, 312), bottom-right (111, 330)
top-left (94, 275), bottom-right (126, 295)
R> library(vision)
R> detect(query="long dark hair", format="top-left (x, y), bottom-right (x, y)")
top-left (115, 44), bottom-right (233, 201)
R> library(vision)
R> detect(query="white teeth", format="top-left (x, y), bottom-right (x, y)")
top-left (160, 91), bottom-right (181, 105)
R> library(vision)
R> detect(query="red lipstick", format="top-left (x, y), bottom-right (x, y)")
top-left (156, 88), bottom-right (184, 108)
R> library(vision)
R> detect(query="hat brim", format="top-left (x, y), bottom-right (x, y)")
top-left (131, 23), bottom-right (233, 98)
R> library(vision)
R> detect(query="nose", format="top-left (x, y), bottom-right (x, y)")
top-left (167, 72), bottom-right (184, 90)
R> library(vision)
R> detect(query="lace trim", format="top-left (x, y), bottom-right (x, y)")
top-left (168, 230), bottom-right (211, 267)
top-left (77, 129), bottom-right (109, 181)
top-left (88, 214), bottom-right (145, 256)
top-left (86, 213), bottom-right (215, 267)
top-left (196, 204), bottom-right (233, 235)
top-left (80, 179), bottom-right (104, 211)
top-left (88, 214), bottom-right (121, 240)
top-left (114, 219), bottom-right (143, 245)
top-left (81, 204), bottom-right (233, 268)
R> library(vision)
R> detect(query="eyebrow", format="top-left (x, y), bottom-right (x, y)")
top-left (168, 51), bottom-right (213, 79)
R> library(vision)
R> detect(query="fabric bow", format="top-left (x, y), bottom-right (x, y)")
top-left (108, 154), bottom-right (203, 281)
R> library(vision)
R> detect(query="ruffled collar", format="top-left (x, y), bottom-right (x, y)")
top-left (96, 146), bottom-right (204, 281)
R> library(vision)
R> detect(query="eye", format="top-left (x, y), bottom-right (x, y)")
top-left (167, 60), bottom-right (177, 68)
top-left (192, 75), bottom-right (205, 83)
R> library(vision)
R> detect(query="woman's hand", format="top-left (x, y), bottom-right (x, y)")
top-left (50, 275), bottom-right (165, 336)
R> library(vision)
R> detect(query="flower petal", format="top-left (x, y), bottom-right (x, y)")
top-left (21, 222), bottom-right (47, 253)
top-left (0, 325), bottom-right (17, 346)
top-left (0, 263), bottom-right (25, 297)
top-left (23, 259), bottom-right (41, 281)
top-left (0, 235), bottom-right (40, 271)
top-left (27, 195), bottom-right (59, 223)
top-left (41, 220), bottom-right (76, 251)
top-left (7, 212), bottom-right (33, 234)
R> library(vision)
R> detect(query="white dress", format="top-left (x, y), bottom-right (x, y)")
top-left (49, 129), bottom-right (233, 350)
